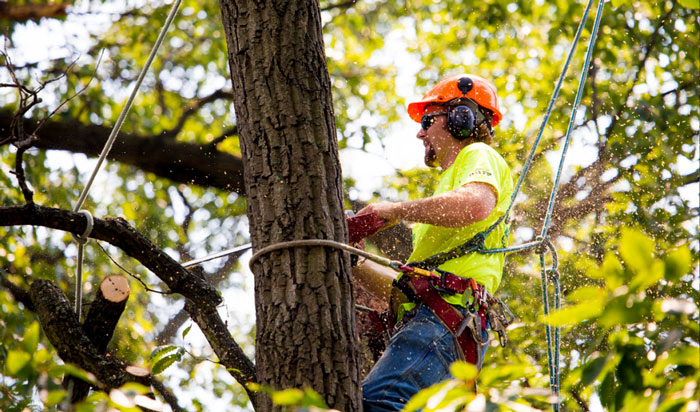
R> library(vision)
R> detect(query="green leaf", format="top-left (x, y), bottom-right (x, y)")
top-left (567, 286), bottom-right (606, 304)
top-left (45, 390), bottom-right (67, 407)
top-left (544, 300), bottom-right (604, 326)
top-left (581, 355), bottom-right (608, 385)
top-left (6, 350), bottom-right (31, 376)
top-left (403, 381), bottom-right (451, 412)
top-left (182, 325), bottom-right (192, 339)
top-left (151, 351), bottom-right (182, 375)
top-left (628, 260), bottom-right (664, 292)
top-left (270, 388), bottom-right (304, 406)
top-left (450, 361), bottom-right (478, 381)
top-left (679, 0), bottom-right (700, 9)
top-left (149, 345), bottom-right (178, 362)
top-left (302, 388), bottom-right (329, 408)
top-left (22, 322), bottom-right (40, 354)
top-left (57, 364), bottom-right (98, 384)
top-left (664, 246), bottom-right (692, 281)
top-left (618, 228), bottom-right (654, 275)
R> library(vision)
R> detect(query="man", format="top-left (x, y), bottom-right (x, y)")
top-left (352, 74), bottom-right (514, 411)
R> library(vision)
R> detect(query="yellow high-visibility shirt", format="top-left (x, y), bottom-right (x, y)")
top-left (406, 142), bottom-right (514, 302)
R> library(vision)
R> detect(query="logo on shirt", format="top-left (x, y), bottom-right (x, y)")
top-left (468, 169), bottom-right (493, 178)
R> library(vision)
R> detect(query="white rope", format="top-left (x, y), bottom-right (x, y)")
top-left (73, 210), bottom-right (93, 322)
top-left (70, 0), bottom-right (182, 318)
top-left (248, 239), bottom-right (401, 272)
top-left (181, 243), bottom-right (253, 268)
top-left (73, 0), bottom-right (183, 212)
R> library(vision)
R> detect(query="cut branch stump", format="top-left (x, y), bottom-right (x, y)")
top-left (63, 275), bottom-right (131, 402)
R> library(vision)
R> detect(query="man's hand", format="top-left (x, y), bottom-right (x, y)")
top-left (356, 202), bottom-right (403, 225)
top-left (356, 182), bottom-right (497, 228)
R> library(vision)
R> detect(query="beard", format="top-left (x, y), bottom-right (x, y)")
top-left (424, 142), bottom-right (439, 167)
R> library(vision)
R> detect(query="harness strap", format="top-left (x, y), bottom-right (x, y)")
top-left (406, 276), bottom-right (484, 366)
top-left (392, 271), bottom-right (487, 366)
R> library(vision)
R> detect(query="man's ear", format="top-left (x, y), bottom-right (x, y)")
top-left (475, 122), bottom-right (494, 144)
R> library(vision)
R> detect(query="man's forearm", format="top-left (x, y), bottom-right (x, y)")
top-left (394, 183), bottom-right (496, 227)
top-left (352, 260), bottom-right (397, 302)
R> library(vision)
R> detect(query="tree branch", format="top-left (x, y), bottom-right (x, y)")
top-left (0, 204), bottom-right (221, 307)
top-left (0, 270), bottom-right (34, 311)
top-left (0, 204), bottom-right (257, 403)
top-left (0, 2), bottom-right (70, 22)
top-left (63, 275), bottom-right (131, 403)
top-left (0, 110), bottom-right (246, 193)
top-left (29, 279), bottom-right (183, 412)
top-left (162, 89), bottom-right (234, 139)
top-left (30, 279), bottom-right (151, 388)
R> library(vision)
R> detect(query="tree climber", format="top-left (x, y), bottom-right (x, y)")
top-left (352, 74), bottom-right (514, 411)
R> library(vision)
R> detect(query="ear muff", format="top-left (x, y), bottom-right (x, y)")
top-left (447, 105), bottom-right (476, 140)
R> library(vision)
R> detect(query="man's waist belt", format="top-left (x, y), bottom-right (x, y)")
top-left (393, 267), bottom-right (514, 367)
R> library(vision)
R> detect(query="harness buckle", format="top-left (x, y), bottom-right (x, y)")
top-left (431, 269), bottom-right (457, 295)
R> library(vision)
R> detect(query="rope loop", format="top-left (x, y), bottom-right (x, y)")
top-left (71, 210), bottom-right (94, 245)
top-left (248, 239), bottom-right (401, 272)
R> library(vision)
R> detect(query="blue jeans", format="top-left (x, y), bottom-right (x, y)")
top-left (362, 304), bottom-right (488, 412)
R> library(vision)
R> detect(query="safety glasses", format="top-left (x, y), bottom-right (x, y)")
top-left (420, 112), bottom-right (447, 130)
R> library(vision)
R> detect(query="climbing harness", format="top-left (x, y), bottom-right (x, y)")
top-left (69, 0), bottom-right (183, 319)
top-left (392, 265), bottom-right (515, 368)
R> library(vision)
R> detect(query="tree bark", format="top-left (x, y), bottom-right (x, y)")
top-left (218, 0), bottom-right (362, 410)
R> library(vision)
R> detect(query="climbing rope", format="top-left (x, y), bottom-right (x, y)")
top-left (249, 239), bottom-right (403, 271)
top-left (72, 210), bottom-right (93, 322)
top-left (70, 0), bottom-right (182, 319)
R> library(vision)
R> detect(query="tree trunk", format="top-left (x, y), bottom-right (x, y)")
top-left (217, 0), bottom-right (362, 410)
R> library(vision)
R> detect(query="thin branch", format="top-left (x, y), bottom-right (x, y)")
top-left (680, 169), bottom-right (699, 186)
top-left (321, 0), bottom-right (357, 11)
top-left (0, 269), bottom-right (34, 311)
top-left (33, 51), bottom-right (104, 137)
top-left (12, 134), bottom-right (37, 204)
top-left (570, 387), bottom-right (591, 411)
top-left (95, 242), bottom-right (172, 295)
top-left (147, 378), bottom-right (184, 412)
top-left (161, 89), bottom-right (234, 139)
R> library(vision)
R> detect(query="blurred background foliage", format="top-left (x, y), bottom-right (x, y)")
top-left (0, 0), bottom-right (698, 410)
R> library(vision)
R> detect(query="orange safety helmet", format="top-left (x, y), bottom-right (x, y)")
top-left (407, 74), bottom-right (502, 127)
